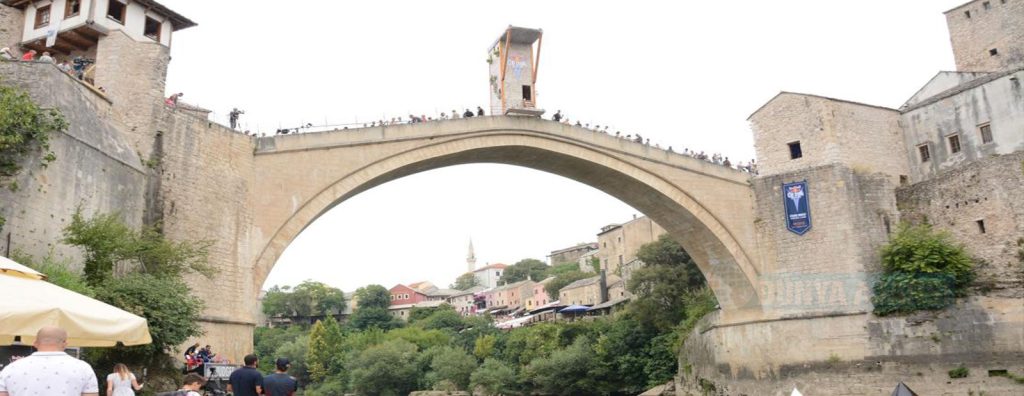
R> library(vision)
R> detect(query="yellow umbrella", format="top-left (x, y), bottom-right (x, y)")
top-left (0, 255), bottom-right (152, 347)
top-left (0, 255), bottom-right (46, 280)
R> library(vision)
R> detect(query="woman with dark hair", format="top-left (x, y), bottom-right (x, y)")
top-left (106, 363), bottom-right (143, 396)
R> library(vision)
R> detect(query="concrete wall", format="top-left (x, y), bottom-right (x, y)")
top-left (678, 296), bottom-right (1024, 396)
top-left (750, 93), bottom-right (909, 184)
top-left (945, 0), bottom-right (1024, 72)
top-left (0, 61), bottom-right (146, 266)
top-left (896, 151), bottom-right (1024, 296)
top-left (900, 68), bottom-right (1024, 183)
top-left (752, 164), bottom-right (898, 317)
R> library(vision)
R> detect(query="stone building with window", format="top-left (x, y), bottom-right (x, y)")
top-left (595, 215), bottom-right (665, 276)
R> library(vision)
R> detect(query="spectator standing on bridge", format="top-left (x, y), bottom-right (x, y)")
top-left (477, 106), bottom-right (485, 116)
top-left (552, 110), bottom-right (562, 122)
top-left (227, 354), bottom-right (263, 396)
top-left (166, 92), bottom-right (183, 107)
top-left (39, 51), bottom-right (54, 63)
top-left (463, 109), bottom-right (474, 118)
top-left (0, 47), bottom-right (14, 60)
top-left (262, 358), bottom-right (298, 396)
top-left (20, 49), bottom-right (36, 61)
top-left (229, 108), bottom-right (245, 130)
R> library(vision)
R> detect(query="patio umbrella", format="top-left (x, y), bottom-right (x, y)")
top-left (0, 255), bottom-right (152, 347)
top-left (558, 304), bottom-right (591, 313)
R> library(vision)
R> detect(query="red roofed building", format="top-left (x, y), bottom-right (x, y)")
top-left (389, 284), bottom-right (428, 306)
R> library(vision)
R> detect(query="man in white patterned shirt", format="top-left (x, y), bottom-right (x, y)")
top-left (0, 326), bottom-right (99, 396)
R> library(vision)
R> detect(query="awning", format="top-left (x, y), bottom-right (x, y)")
top-left (588, 297), bottom-right (631, 311)
top-left (559, 304), bottom-right (591, 313)
top-left (0, 256), bottom-right (152, 347)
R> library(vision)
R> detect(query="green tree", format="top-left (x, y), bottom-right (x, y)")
top-left (451, 273), bottom-right (480, 290)
top-left (499, 258), bottom-right (549, 284)
top-left (262, 280), bottom-right (346, 318)
top-left (306, 318), bottom-right (343, 382)
top-left (0, 80), bottom-right (65, 180)
top-left (546, 262), bottom-right (582, 277)
top-left (94, 273), bottom-right (204, 356)
top-left (415, 306), bottom-right (465, 331)
top-left (56, 211), bottom-right (210, 371)
top-left (628, 234), bottom-right (707, 331)
top-left (355, 284), bottom-right (392, 309)
top-left (426, 346), bottom-right (477, 390)
top-left (349, 307), bottom-right (404, 331)
top-left (17, 252), bottom-right (96, 297)
top-left (349, 339), bottom-right (422, 396)
top-left (473, 334), bottom-right (498, 360)
top-left (62, 210), bottom-right (212, 286)
top-left (523, 337), bottom-right (599, 395)
top-left (273, 334), bottom-right (310, 385)
top-left (470, 358), bottom-right (517, 396)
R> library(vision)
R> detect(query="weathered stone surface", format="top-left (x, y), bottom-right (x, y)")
top-left (897, 151), bottom-right (1024, 296)
top-left (945, 0), bottom-right (1024, 72)
top-left (0, 61), bottom-right (146, 267)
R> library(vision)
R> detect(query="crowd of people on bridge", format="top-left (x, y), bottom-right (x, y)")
top-left (549, 110), bottom-right (759, 174)
top-left (156, 93), bottom-right (758, 174)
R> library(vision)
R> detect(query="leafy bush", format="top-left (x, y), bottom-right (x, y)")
top-left (17, 252), bottom-right (96, 297)
top-left (349, 339), bottom-right (421, 396)
top-left (94, 273), bottom-right (204, 355)
top-left (426, 346), bottom-right (476, 390)
top-left (872, 273), bottom-right (958, 316)
top-left (523, 337), bottom-right (599, 395)
top-left (948, 366), bottom-right (969, 378)
top-left (873, 223), bottom-right (975, 316)
top-left (880, 224), bottom-right (973, 287)
top-left (470, 358), bottom-right (517, 396)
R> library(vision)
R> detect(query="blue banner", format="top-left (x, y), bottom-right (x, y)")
top-left (782, 181), bottom-right (812, 235)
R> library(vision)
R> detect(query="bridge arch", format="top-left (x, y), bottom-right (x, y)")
top-left (250, 119), bottom-right (762, 312)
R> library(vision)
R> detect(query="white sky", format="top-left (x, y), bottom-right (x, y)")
top-left (159, 0), bottom-right (967, 292)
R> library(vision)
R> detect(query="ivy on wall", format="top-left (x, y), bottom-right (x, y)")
top-left (0, 78), bottom-right (67, 235)
top-left (0, 79), bottom-right (66, 181)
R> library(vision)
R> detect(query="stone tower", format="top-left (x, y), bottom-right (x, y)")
top-left (466, 239), bottom-right (477, 273)
top-left (944, 0), bottom-right (1024, 71)
top-left (487, 26), bottom-right (545, 116)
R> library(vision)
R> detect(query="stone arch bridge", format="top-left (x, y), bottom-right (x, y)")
top-left (248, 116), bottom-right (760, 316)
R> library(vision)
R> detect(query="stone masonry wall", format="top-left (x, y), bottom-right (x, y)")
top-left (896, 151), bottom-right (1024, 296)
top-left (752, 163), bottom-right (898, 317)
top-left (94, 30), bottom-right (171, 159)
top-left (0, 5), bottom-right (22, 53)
top-left (750, 93), bottom-right (907, 184)
top-left (153, 108), bottom-right (258, 363)
top-left (678, 295), bottom-right (1024, 396)
top-left (0, 61), bottom-right (147, 266)
top-left (945, 0), bottom-right (1024, 72)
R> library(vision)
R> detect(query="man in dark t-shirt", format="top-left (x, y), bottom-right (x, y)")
top-left (263, 357), bottom-right (298, 396)
top-left (227, 354), bottom-right (263, 396)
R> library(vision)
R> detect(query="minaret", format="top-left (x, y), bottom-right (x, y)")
top-left (467, 239), bottom-right (477, 273)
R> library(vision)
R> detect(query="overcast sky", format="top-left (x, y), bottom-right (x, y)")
top-left (159, 0), bottom-right (966, 292)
